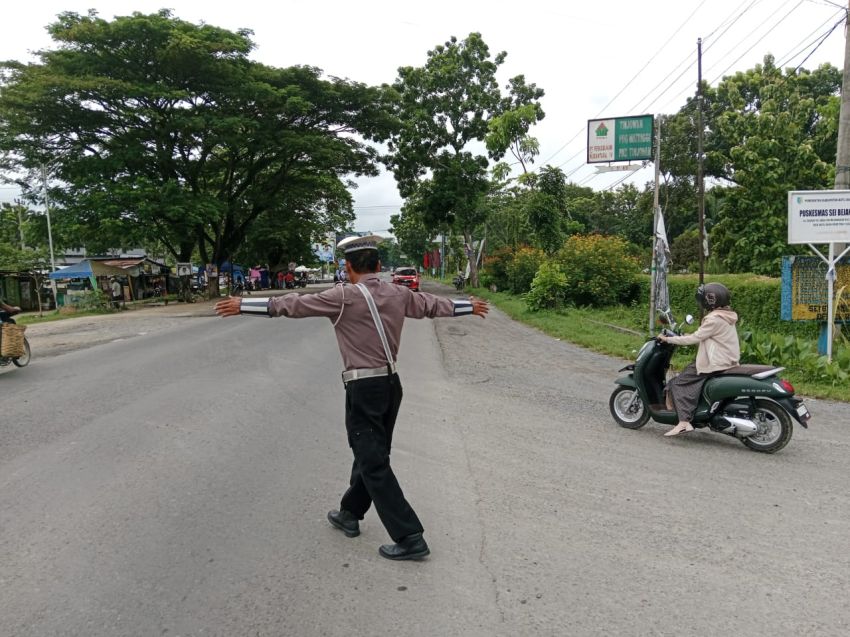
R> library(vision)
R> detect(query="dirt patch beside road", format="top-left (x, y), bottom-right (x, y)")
top-left (20, 300), bottom-right (219, 359)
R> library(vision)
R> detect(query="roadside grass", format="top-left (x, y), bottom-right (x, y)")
top-left (470, 287), bottom-right (850, 403)
top-left (16, 308), bottom-right (114, 325)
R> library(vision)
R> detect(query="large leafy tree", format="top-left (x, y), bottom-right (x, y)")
top-left (386, 33), bottom-right (544, 286)
top-left (389, 199), bottom-right (434, 267)
top-left (660, 56), bottom-right (840, 274)
top-left (707, 57), bottom-right (839, 274)
top-left (0, 10), bottom-right (392, 287)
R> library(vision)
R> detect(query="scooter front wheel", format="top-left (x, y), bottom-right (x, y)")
top-left (609, 386), bottom-right (650, 429)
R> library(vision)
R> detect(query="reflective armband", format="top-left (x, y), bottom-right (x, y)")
top-left (452, 299), bottom-right (474, 316)
top-left (240, 297), bottom-right (271, 316)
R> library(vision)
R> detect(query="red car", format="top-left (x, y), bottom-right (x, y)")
top-left (392, 266), bottom-right (420, 291)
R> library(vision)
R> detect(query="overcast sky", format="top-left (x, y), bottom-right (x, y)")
top-left (1, 0), bottom-right (847, 233)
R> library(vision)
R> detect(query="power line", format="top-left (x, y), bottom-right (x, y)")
top-left (777, 9), bottom-right (846, 66)
top-left (709, 0), bottom-right (806, 84)
top-left (792, 13), bottom-right (846, 72)
top-left (539, 0), bottom-right (711, 167)
top-left (703, 0), bottom-right (799, 78)
top-left (556, 0), bottom-right (763, 163)
top-left (633, 0), bottom-right (764, 114)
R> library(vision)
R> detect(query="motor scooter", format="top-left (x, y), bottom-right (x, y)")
top-left (609, 312), bottom-right (811, 453)
top-left (0, 307), bottom-right (31, 369)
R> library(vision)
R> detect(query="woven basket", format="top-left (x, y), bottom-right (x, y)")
top-left (1, 323), bottom-right (26, 358)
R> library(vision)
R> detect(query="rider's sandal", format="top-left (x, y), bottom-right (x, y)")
top-left (664, 422), bottom-right (694, 437)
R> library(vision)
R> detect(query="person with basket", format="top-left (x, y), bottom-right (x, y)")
top-left (1, 296), bottom-right (27, 362)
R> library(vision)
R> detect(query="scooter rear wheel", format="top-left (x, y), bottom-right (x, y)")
top-left (609, 386), bottom-right (650, 429)
top-left (741, 398), bottom-right (792, 453)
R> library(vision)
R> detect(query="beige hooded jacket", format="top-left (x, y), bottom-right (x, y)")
top-left (665, 308), bottom-right (740, 374)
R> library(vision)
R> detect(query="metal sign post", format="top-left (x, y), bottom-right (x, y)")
top-left (788, 190), bottom-right (850, 362)
top-left (806, 242), bottom-right (850, 361)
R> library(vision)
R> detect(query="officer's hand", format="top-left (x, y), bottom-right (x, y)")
top-left (469, 296), bottom-right (489, 318)
top-left (215, 296), bottom-right (242, 317)
top-left (656, 334), bottom-right (669, 343)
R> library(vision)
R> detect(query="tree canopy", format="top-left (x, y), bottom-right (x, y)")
top-left (385, 33), bottom-right (544, 285)
top-left (0, 10), bottom-right (393, 277)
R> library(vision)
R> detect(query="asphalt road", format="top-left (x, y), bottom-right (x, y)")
top-left (1, 280), bottom-right (848, 636)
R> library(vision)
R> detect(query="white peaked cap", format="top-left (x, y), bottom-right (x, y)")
top-left (336, 234), bottom-right (384, 253)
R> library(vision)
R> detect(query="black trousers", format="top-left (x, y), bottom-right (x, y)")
top-left (340, 373), bottom-right (423, 542)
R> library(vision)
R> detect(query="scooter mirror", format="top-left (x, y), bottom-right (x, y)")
top-left (685, 314), bottom-right (694, 325)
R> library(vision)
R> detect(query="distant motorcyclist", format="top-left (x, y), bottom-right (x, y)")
top-left (656, 283), bottom-right (741, 437)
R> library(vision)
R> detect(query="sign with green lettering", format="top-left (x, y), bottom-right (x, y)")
top-left (587, 114), bottom-right (654, 163)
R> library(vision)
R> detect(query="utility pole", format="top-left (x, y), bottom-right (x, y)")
top-left (822, 2), bottom-right (850, 361)
top-left (41, 164), bottom-right (59, 306)
top-left (13, 198), bottom-right (25, 250)
top-left (836, 5), bottom-right (850, 192)
top-left (697, 37), bottom-right (706, 287)
top-left (649, 115), bottom-right (662, 335)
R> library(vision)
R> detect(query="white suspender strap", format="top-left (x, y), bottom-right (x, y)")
top-left (355, 282), bottom-right (395, 368)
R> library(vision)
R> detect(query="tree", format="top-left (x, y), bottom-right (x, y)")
top-left (389, 201), bottom-right (433, 267)
top-left (708, 57), bottom-right (839, 274)
top-left (659, 56), bottom-right (840, 274)
top-left (386, 33), bottom-right (544, 286)
top-left (0, 10), bottom-right (392, 293)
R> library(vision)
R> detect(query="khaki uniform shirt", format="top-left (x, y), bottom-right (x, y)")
top-left (242, 274), bottom-right (472, 371)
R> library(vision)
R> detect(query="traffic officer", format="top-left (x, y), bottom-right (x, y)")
top-left (215, 235), bottom-right (489, 560)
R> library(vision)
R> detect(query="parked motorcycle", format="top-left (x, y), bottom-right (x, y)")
top-left (452, 274), bottom-right (465, 291)
top-left (0, 308), bottom-right (31, 368)
top-left (609, 312), bottom-right (810, 453)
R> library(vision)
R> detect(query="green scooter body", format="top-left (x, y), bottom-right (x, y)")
top-left (617, 338), bottom-right (792, 426)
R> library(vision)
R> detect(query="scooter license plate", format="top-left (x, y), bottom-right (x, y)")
top-left (796, 403), bottom-right (811, 421)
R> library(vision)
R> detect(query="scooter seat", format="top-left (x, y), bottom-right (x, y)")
top-left (719, 364), bottom-right (780, 377)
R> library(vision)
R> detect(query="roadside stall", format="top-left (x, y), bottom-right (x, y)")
top-left (100, 257), bottom-right (171, 299)
top-left (48, 259), bottom-right (127, 306)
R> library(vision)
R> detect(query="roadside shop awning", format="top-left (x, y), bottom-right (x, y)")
top-left (48, 259), bottom-right (126, 279)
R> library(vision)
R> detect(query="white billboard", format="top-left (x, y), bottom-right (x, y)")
top-left (788, 190), bottom-right (850, 244)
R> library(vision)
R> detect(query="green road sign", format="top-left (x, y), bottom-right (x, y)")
top-left (587, 114), bottom-right (654, 163)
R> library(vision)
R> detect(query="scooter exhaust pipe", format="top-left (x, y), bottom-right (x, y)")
top-left (713, 416), bottom-right (759, 437)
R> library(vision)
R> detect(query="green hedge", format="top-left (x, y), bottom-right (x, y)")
top-left (643, 274), bottom-right (819, 339)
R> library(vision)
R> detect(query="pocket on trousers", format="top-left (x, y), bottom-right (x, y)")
top-left (347, 428), bottom-right (387, 466)
top-left (347, 427), bottom-right (375, 450)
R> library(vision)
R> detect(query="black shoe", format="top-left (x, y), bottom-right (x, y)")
top-left (327, 509), bottom-right (360, 537)
top-left (378, 533), bottom-right (430, 560)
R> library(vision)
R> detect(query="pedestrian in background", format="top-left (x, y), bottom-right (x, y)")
top-left (215, 234), bottom-right (489, 560)
top-left (110, 277), bottom-right (122, 309)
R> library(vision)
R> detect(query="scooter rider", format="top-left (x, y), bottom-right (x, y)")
top-left (656, 283), bottom-right (741, 437)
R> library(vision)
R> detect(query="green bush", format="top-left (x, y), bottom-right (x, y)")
top-left (741, 330), bottom-right (850, 386)
top-left (506, 246), bottom-right (546, 294)
top-left (663, 274), bottom-right (818, 340)
top-left (526, 261), bottom-right (568, 311)
top-left (480, 246), bottom-right (515, 291)
top-left (71, 289), bottom-right (108, 311)
top-left (554, 234), bottom-right (641, 307)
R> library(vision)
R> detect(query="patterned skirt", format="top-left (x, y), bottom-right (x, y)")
top-left (668, 363), bottom-right (718, 422)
